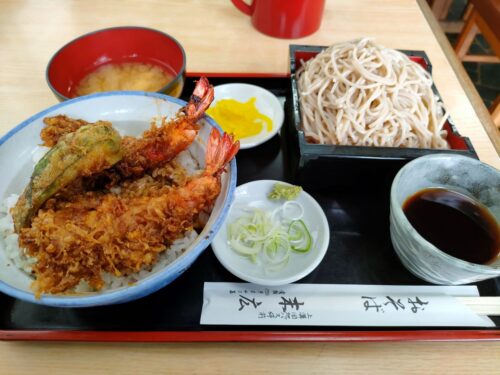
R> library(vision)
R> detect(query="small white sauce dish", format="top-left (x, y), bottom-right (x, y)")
top-left (212, 180), bottom-right (330, 285)
top-left (209, 83), bottom-right (284, 149)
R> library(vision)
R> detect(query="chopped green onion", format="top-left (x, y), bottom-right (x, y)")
top-left (288, 220), bottom-right (312, 253)
top-left (282, 201), bottom-right (304, 221)
top-left (227, 203), bottom-right (313, 272)
top-left (229, 238), bottom-right (262, 255)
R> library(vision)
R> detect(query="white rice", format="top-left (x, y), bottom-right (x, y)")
top-left (0, 194), bottom-right (37, 275)
top-left (0, 148), bottom-right (204, 293)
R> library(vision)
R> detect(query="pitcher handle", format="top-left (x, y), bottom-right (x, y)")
top-left (231, 0), bottom-right (254, 16)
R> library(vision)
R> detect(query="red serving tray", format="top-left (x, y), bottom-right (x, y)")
top-left (0, 71), bottom-right (497, 342)
top-left (2, 329), bottom-right (499, 342)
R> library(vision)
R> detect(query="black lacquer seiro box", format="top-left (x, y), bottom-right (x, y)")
top-left (286, 45), bottom-right (478, 189)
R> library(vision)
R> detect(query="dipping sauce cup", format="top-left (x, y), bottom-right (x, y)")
top-left (390, 154), bottom-right (500, 285)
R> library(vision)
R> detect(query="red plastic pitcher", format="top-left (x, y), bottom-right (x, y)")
top-left (231, 0), bottom-right (325, 39)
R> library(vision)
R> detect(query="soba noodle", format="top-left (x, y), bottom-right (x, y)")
top-left (296, 38), bottom-right (449, 148)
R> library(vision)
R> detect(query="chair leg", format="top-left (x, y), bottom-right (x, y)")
top-left (462, 2), bottom-right (473, 21)
top-left (454, 9), bottom-right (479, 59)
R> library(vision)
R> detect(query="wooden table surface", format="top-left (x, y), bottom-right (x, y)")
top-left (0, 0), bottom-right (498, 373)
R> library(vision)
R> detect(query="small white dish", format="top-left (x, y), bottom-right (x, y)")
top-left (209, 83), bottom-right (284, 149)
top-left (212, 180), bottom-right (330, 285)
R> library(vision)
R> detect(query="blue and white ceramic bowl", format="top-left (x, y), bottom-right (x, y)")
top-left (0, 92), bottom-right (236, 307)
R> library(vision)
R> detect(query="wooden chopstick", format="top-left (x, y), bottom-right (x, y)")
top-left (456, 297), bottom-right (500, 316)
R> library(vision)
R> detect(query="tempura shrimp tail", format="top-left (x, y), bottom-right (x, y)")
top-left (172, 128), bottom-right (239, 215)
top-left (182, 77), bottom-right (214, 120)
top-left (204, 128), bottom-right (240, 176)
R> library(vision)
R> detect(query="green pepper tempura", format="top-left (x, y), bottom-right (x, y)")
top-left (268, 183), bottom-right (302, 201)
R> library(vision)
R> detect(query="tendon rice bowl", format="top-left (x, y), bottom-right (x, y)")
top-left (0, 92), bottom-right (237, 307)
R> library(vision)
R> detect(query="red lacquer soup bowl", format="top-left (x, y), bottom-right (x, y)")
top-left (46, 26), bottom-right (186, 101)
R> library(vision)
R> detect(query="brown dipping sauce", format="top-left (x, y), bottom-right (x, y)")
top-left (403, 188), bottom-right (499, 265)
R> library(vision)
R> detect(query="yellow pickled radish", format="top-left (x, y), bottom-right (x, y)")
top-left (206, 97), bottom-right (273, 140)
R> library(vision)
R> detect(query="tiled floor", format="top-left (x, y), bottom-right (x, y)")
top-left (444, 0), bottom-right (499, 109)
